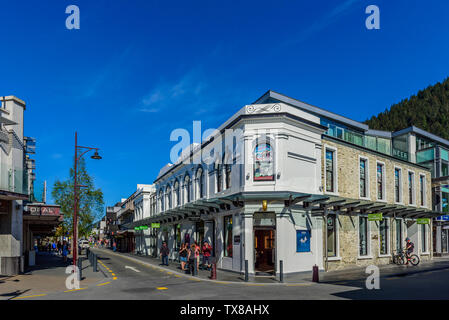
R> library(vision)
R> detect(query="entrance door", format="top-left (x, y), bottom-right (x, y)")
top-left (254, 228), bottom-right (275, 274)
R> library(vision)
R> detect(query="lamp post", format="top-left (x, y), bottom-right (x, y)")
top-left (73, 132), bottom-right (102, 266)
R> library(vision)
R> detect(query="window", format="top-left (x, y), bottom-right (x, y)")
top-left (225, 164), bottom-right (231, 189)
top-left (174, 180), bottom-right (180, 206)
top-left (396, 219), bottom-right (402, 252)
top-left (360, 158), bottom-right (368, 198)
top-left (359, 216), bottom-right (368, 256)
top-left (421, 224), bottom-right (427, 252)
top-left (184, 175), bottom-right (191, 203)
top-left (379, 219), bottom-right (388, 255)
top-left (223, 216), bottom-right (233, 257)
top-left (196, 168), bottom-right (204, 199)
top-left (166, 186), bottom-right (172, 209)
top-left (327, 215), bottom-right (337, 257)
top-left (159, 190), bottom-right (164, 212)
top-left (254, 143), bottom-right (274, 181)
top-left (325, 149), bottom-right (335, 193)
top-left (419, 175), bottom-right (425, 207)
top-left (394, 168), bottom-right (401, 203)
top-left (408, 171), bottom-right (415, 205)
top-left (377, 163), bottom-right (385, 200)
top-left (216, 164), bottom-right (222, 192)
top-left (442, 162), bottom-right (449, 177)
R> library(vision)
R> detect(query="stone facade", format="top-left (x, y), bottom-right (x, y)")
top-left (321, 137), bottom-right (433, 271)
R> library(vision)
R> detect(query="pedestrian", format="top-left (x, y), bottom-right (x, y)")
top-left (194, 241), bottom-right (200, 272)
top-left (188, 243), bottom-right (197, 275)
top-left (62, 241), bottom-right (68, 263)
top-left (113, 241), bottom-right (117, 252)
top-left (57, 241), bottom-right (62, 255)
top-left (52, 242), bottom-right (56, 253)
top-left (201, 241), bottom-right (212, 270)
top-left (160, 241), bottom-right (170, 266)
top-left (179, 243), bottom-right (188, 271)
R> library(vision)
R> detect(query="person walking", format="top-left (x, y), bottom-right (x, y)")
top-left (62, 241), bottom-right (68, 263)
top-left (52, 242), bottom-right (56, 253)
top-left (194, 241), bottom-right (200, 272)
top-left (202, 241), bottom-right (212, 270)
top-left (188, 243), bottom-right (197, 276)
top-left (160, 241), bottom-right (170, 266)
top-left (179, 243), bottom-right (188, 271)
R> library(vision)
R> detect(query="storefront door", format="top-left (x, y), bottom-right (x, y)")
top-left (254, 228), bottom-right (275, 274)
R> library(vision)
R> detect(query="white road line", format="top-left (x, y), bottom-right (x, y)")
top-left (125, 266), bottom-right (140, 273)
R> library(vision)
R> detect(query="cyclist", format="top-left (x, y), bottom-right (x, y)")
top-left (405, 237), bottom-right (414, 264)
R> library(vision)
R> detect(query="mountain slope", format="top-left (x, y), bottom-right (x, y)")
top-left (365, 77), bottom-right (449, 140)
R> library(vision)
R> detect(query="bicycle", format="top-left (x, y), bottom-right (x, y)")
top-left (393, 249), bottom-right (420, 266)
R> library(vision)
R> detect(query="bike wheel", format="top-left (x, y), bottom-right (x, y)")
top-left (410, 254), bottom-right (420, 266)
top-left (397, 256), bottom-right (405, 265)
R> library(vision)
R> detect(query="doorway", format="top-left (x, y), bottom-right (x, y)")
top-left (254, 228), bottom-right (275, 274)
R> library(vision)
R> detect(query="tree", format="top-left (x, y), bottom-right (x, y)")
top-left (52, 158), bottom-right (104, 239)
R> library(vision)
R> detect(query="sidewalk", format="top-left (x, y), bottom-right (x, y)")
top-left (94, 248), bottom-right (449, 285)
top-left (0, 251), bottom-right (106, 300)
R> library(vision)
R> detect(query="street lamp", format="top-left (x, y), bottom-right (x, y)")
top-left (73, 132), bottom-right (102, 267)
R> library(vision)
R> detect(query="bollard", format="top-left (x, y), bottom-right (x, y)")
top-left (77, 257), bottom-right (83, 281)
top-left (312, 264), bottom-right (319, 283)
top-left (93, 253), bottom-right (98, 272)
top-left (280, 260), bottom-right (284, 283)
top-left (209, 263), bottom-right (217, 280)
top-left (245, 260), bottom-right (249, 282)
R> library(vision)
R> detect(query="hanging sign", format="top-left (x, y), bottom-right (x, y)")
top-left (140, 226), bottom-right (148, 230)
top-left (151, 223), bottom-right (161, 228)
top-left (417, 218), bottom-right (430, 224)
top-left (368, 213), bottom-right (383, 221)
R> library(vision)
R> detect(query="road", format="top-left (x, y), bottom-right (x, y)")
top-left (30, 249), bottom-right (449, 300)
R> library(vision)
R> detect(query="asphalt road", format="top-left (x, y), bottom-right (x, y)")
top-left (31, 249), bottom-right (449, 300)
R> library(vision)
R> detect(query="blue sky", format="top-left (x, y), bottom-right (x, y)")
top-left (1, 0), bottom-right (448, 210)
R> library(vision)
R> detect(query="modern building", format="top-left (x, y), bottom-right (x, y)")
top-left (124, 90), bottom-right (441, 277)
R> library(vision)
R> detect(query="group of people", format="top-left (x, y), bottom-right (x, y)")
top-left (159, 240), bottom-right (213, 275)
top-left (37, 240), bottom-right (70, 262)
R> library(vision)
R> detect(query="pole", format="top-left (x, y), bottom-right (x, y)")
top-left (244, 260), bottom-right (248, 282)
top-left (279, 260), bottom-right (283, 283)
top-left (324, 209), bottom-right (328, 272)
top-left (73, 132), bottom-right (78, 267)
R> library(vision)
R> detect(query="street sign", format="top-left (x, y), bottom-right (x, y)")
top-left (134, 226), bottom-right (141, 231)
top-left (151, 223), bottom-right (160, 228)
top-left (368, 213), bottom-right (383, 221)
top-left (417, 218), bottom-right (430, 224)
top-left (140, 225), bottom-right (148, 230)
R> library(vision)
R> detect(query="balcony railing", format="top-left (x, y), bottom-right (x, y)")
top-left (0, 163), bottom-right (29, 196)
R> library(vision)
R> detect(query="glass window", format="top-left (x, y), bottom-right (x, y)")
top-left (420, 175), bottom-right (425, 206)
top-left (442, 162), bottom-right (449, 177)
top-left (416, 148), bottom-right (435, 163)
top-left (166, 187), bottom-right (172, 209)
top-left (395, 168), bottom-right (401, 203)
top-left (359, 217), bottom-right (368, 256)
top-left (441, 148), bottom-right (449, 161)
top-left (185, 175), bottom-right (191, 202)
top-left (396, 219), bottom-right (402, 252)
top-left (225, 164), bottom-right (231, 189)
top-left (443, 192), bottom-right (449, 213)
top-left (325, 150), bottom-right (335, 192)
top-left (327, 215), bottom-right (337, 257)
top-left (196, 168), bottom-right (204, 198)
top-left (360, 159), bottom-right (367, 198)
top-left (408, 172), bottom-right (414, 205)
top-left (174, 180), bottom-right (180, 206)
top-left (380, 219), bottom-right (388, 255)
top-left (377, 163), bottom-right (384, 200)
top-left (223, 216), bottom-right (233, 257)
top-left (216, 165), bottom-right (222, 192)
top-left (421, 224), bottom-right (427, 252)
top-left (254, 144), bottom-right (274, 181)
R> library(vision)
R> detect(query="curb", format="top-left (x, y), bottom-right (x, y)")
top-left (91, 248), bottom-right (315, 286)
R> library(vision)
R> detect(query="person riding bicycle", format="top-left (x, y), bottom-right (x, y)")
top-left (405, 237), bottom-right (414, 264)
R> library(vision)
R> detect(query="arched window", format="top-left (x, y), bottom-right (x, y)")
top-left (225, 164), bottom-right (231, 189)
top-left (216, 163), bottom-right (222, 192)
top-left (159, 190), bottom-right (164, 212)
top-left (254, 143), bottom-right (274, 181)
top-left (196, 167), bottom-right (204, 199)
top-left (184, 175), bottom-right (191, 203)
top-left (174, 180), bottom-right (180, 206)
top-left (165, 185), bottom-right (172, 209)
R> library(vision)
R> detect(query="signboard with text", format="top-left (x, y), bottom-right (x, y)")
top-left (417, 218), bottom-right (430, 224)
top-left (368, 213), bottom-right (383, 221)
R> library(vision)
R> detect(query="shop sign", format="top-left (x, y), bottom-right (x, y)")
top-left (134, 226), bottom-right (141, 231)
top-left (151, 223), bottom-right (161, 228)
top-left (140, 225), bottom-right (148, 230)
top-left (368, 213), bottom-right (383, 221)
top-left (417, 218), bottom-right (430, 224)
top-left (435, 215), bottom-right (449, 221)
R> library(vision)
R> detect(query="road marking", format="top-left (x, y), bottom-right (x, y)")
top-left (246, 283), bottom-right (265, 286)
top-left (285, 283), bottom-right (312, 287)
top-left (188, 278), bottom-right (201, 281)
top-left (97, 282), bottom-right (111, 287)
top-left (12, 294), bottom-right (47, 300)
top-left (64, 288), bottom-right (87, 293)
top-left (214, 281), bottom-right (229, 284)
top-left (167, 272), bottom-right (173, 275)
top-left (113, 277), bottom-right (117, 280)
top-left (125, 266), bottom-right (140, 273)
top-left (111, 273), bottom-right (116, 276)
top-left (157, 287), bottom-right (168, 290)
top-left (175, 275), bottom-right (182, 278)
